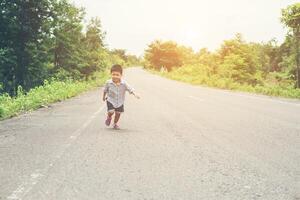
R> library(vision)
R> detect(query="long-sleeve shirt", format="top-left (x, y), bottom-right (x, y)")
top-left (103, 79), bottom-right (134, 108)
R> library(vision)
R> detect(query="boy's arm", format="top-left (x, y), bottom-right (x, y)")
top-left (102, 91), bottom-right (107, 101)
top-left (125, 82), bottom-right (140, 99)
top-left (130, 90), bottom-right (140, 99)
top-left (102, 81), bottom-right (109, 101)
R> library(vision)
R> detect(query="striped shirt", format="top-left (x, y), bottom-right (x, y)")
top-left (103, 79), bottom-right (134, 108)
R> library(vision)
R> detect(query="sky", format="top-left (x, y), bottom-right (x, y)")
top-left (72, 0), bottom-right (299, 56)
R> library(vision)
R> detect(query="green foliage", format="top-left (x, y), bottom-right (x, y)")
top-left (0, 71), bottom-right (109, 120)
top-left (281, 3), bottom-right (300, 88)
top-left (80, 17), bottom-right (108, 79)
top-left (0, 0), bottom-right (135, 96)
top-left (144, 40), bottom-right (184, 71)
top-left (125, 54), bottom-right (142, 66)
top-left (0, 0), bottom-right (53, 95)
top-left (110, 49), bottom-right (142, 67)
top-left (143, 2), bottom-right (300, 94)
top-left (51, 0), bottom-right (86, 78)
top-left (157, 65), bottom-right (300, 99)
top-left (0, 0), bottom-right (138, 119)
top-left (218, 34), bottom-right (261, 85)
top-left (281, 3), bottom-right (300, 29)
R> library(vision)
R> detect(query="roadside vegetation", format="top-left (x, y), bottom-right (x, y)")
top-left (143, 3), bottom-right (300, 99)
top-left (0, 0), bottom-right (141, 120)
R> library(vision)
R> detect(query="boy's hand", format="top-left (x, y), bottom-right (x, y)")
top-left (133, 93), bottom-right (140, 99)
top-left (103, 91), bottom-right (107, 101)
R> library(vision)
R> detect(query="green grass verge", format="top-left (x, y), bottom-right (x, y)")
top-left (0, 70), bottom-right (109, 120)
top-left (146, 67), bottom-right (300, 99)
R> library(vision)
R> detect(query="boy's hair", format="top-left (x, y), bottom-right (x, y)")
top-left (111, 64), bottom-right (123, 75)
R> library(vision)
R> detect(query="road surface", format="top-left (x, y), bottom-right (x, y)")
top-left (0, 67), bottom-right (299, 200)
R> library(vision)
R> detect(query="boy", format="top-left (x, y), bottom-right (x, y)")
top-left (102, 64), bottom-right (140, 129)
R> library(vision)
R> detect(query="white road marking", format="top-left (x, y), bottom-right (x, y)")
top-left (188, 95), bottom-right (204, 101)
top-left (6, 104), bottom-right (106, 200)
top-left (7, 171), bottom-right (44, 200)
top-left (70, 135), bottom-right (76, 139)
top-left (221, 91), bottom-right (300, 107)
top-left (189, 90), bottom-right (299, 107)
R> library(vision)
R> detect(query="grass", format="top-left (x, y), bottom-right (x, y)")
top-left (146, 66), bottom-right (300, 99)
top-left (0, 70), bottom-right (109, 120)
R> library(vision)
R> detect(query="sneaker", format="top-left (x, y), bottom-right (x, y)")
top-left (113, 124), bottom-right (120, 130)
top-left (105, 116), bottom-right (112, 126)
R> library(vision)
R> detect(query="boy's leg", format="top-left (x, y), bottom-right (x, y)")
top-left (107, 111), bottom-right (114, 118)
top-left (105, 111), bottom-right (114, 126)
top-left (105, 101), bottom-right (115, 126)
top-left (113, 105), bottom-right (123, 129)
top-left (114, 112), bottom-right (121, 124)
top-left (113, 112), bottom-right (121, 130)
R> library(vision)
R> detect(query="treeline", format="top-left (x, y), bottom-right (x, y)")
top-left (144, 3), bottom-right (300, 97)
top-left (0, 0), bottom-right (140, 96)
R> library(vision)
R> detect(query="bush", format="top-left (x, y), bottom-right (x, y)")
top-left (0, 71), bottom-right (109, 120)
top-left (154, 64), bottom-right (300, 99)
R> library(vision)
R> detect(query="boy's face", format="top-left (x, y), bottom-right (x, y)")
top-left (111, 71), bottom-right (122, 83)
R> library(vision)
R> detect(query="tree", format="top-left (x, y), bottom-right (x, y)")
top-left (126, 54), bottom-right (141, 66)
top-left (111, 49), bottom-right (128, 63)
top-left (0, 0), bottom-right (114, 96)
top-left (218, 34), bottom-right (261, 85)
top-left (281, 3), bottom-right (300, 88)
top-left (81, 17), bottom-right (107, 79)
top-left (196, 48), bottom-right (219, 75)
top-left (85, 17), bottom-right (105, 50)
top-left (51, 0), bottom-right (85, 79)
top-left (0, 0), bottom-right (53, 95)
top-left (144, 40), bottom-right (183, 71)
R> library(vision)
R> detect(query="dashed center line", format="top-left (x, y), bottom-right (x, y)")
top-left (188, 95), bottom-right (204, 101)
top-left (6, 103), bottom-right (106, 200)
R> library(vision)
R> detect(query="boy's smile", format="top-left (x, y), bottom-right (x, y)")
top-left (111, 71), bottom-right (122, 85)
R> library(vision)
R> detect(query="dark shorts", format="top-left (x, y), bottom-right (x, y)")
top-left (107, 101), bottom-right (124, 113)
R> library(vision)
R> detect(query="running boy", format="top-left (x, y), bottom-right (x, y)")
top-left (102, 64), bottom-right (140, 129)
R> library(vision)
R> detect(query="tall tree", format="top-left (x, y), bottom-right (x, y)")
top-left (51, 0), bottom-right (85, 79)
top-left (281, 3), bottom-right (300, 88)
top-left (0, 0), bottom-right (53, 95)
top-left (81, 17), bottom-right (107, 79)
top-left (218, 34), bottom-right (261, 85)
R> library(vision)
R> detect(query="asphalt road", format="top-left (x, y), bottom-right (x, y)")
top-left (0, 67), bottom-right (299, 200)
